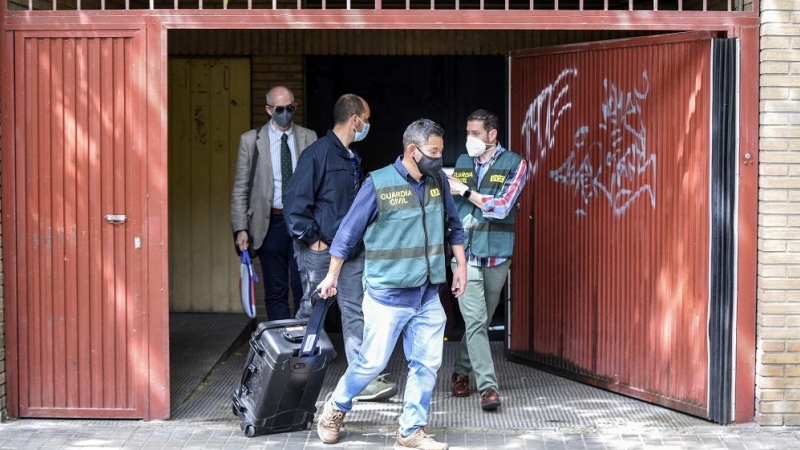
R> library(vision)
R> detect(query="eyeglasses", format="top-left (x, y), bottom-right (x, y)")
top-left (268, 104), bottom-right (296, 114)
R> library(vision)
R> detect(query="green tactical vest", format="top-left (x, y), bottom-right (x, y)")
top-left (452, 149), bottom-right (523, 258)
top-left (363, 166), bottom-right (447, 289)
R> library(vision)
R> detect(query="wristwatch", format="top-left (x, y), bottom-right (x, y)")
top-left (463, 189), bottom-right (472, 199)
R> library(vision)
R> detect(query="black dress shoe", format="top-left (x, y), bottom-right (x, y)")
top-left (481, 388), bottom-right (501, 411)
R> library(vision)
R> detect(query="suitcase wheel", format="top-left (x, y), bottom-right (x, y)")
top-left (244, 425), bottom-right (256, 438)
top-left (305, 420), bottom-right (313, 430)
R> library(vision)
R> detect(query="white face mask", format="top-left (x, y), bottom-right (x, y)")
top-left (466, 136), bottom-right (489, 157)
top-left (353, 116), bottom-right (370, 142)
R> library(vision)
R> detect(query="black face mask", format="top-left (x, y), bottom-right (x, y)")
top-left (415, 147), bottom-right (443, 178)
top-left (272, 110), bottom-right (294, 128)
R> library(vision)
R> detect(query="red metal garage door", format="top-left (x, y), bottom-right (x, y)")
top-left (2, 29), bottom-right (152, 418)
top-left (508, 32), bottom-right (738, 423)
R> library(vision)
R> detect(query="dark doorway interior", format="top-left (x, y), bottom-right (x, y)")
top-left (305, 55), bottom-right (507, 341)
top-left (306, 56), bottom-right (506, 172)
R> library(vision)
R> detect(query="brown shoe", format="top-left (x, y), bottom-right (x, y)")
top-left (451, 373), bottom-right (470, 397)
top-left (316, 397), bottom-right (346, 444)
top-left (394, 428), bottom-right (448, 449)
top-left (481, 388), bottom-right (501, 411)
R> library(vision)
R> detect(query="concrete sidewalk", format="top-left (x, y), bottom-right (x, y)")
top-left (1, 417), bottom-right (799, 449)
top-left (3, 317), bottom-right (799, 449)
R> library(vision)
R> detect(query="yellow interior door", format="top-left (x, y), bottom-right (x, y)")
top-left (168, 58), bottom-right (251, 312)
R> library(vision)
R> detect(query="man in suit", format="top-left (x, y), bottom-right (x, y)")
top-left (231, 86), bottom-right (318, 320)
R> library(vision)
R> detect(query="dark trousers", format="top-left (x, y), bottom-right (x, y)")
top-left (257, 214), bottom-right (303, 320)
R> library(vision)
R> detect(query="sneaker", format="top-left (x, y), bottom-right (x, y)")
top-left (316, 395), bottom-right (346, 444)
top-left (394, 428), bottom-right (448, 450)
top-left (353, 373), bottom-right (398, 402)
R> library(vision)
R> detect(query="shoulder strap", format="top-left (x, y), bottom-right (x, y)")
top-left (433, 172), bottom-right (454, 293)
top-left (433, 173), bottom-right (449, 222)
top-left (433, 172), bottom-right (452, 245)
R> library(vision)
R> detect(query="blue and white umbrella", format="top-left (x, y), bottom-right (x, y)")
top-left (239, 251), bottom-right (258, 319)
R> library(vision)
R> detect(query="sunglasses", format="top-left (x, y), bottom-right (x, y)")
top-left (268, 104), bottom-right (296, 114)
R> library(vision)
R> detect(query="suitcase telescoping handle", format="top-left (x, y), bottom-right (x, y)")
top-left (299, 289), bottom-right (335, 357)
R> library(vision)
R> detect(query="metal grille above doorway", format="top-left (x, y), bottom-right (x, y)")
top-left (5, 0), bottom-right (751, 12)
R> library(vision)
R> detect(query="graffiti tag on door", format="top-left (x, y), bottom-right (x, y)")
top-left (521, 68), bottom-right (657, 217)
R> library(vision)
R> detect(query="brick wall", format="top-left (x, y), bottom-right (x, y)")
top-left (757, 0), bottom-right (800, 426)
top-left (251, 55), bottom-right (306, 128)
top-left (0, 82), bottom-right (5, 422)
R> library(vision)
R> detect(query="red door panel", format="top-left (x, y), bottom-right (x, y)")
top-left (509, 32), bottom-right (726, 420)
top-left (6, 30), bottom-right (147, 418)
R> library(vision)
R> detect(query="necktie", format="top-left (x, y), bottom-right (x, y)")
top-left (281, 133), bottom-right (292, 203)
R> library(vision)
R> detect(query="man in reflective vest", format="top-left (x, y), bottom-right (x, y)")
top-left (446, 109), bottom-right (529, 411)
top-left (315, 118), bottom-right (467, 450)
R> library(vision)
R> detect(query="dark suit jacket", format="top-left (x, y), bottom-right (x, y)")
top-left (231, 123), bottom-right (317, 250)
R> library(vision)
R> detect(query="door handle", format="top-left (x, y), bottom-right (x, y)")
top-left (104, 214), bottom-right (127, 224)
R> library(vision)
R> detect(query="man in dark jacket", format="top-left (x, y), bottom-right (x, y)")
top-left (284, 93), bottom-right (396, 402)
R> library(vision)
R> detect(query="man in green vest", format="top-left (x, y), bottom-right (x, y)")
top-left (446, 109), bottom-right (529, 411)
top-left (315, 118), bottom-right (467, 450)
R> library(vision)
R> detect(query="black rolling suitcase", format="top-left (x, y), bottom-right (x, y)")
top-left (231, 293), bottom-right (336, 437)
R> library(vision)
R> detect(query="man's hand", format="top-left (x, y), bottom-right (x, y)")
top-left (450, 244), bottom-right (468, 298)
top-left (447, 175), bottom-right (469, 196)
top-left (316, 274), bottom-right (338, 299)
top-left (451, 263), bottom-right (467, 298)
top-left (236, 230), bottom-right (249, 252)
top-left (316, 255), bottom-right (344, 299)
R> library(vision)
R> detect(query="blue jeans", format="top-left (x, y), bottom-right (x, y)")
top-left (257, 214), bottom-right (302, 321)
top-left (330, 289), bottom-right (446, 437)
top-left (293, 241), bottom-right (366, 365)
